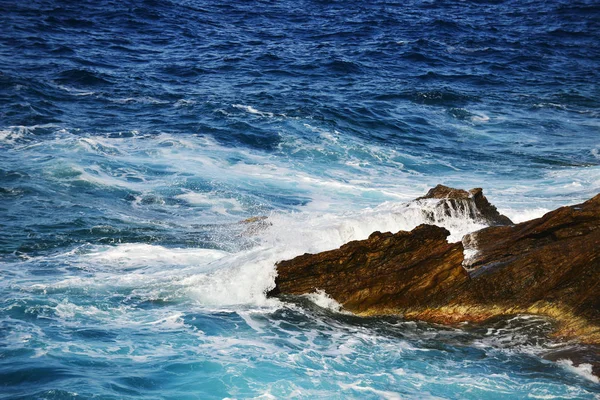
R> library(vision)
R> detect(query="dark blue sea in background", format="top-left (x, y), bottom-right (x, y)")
top-left (1, 0), bottom-right (600, 398)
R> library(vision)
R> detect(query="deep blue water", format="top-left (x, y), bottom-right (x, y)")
top-left (1, 0), bottom-right (600, 398)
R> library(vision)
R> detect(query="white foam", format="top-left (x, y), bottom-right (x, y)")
top-left (182, 247), bottom-right (284, 307)
top-left (77, 137), bottom-right (123, 156)
top-left (233, 104), bottom-right (275, 118)
top-left (28, 241), bottom-right (279, 308)
top-left (304, 290), bottom-right (348, 313)
top-left (462, 248), bottom-right (479, 267)
top-left (237, 311), bottom-right (268, 334)
top-left (57, 85), bottom-right (95, 96)
top-left (174, 99), bottom-right (197, 108)
top-left (0, 129), bottom-right (22, 144)
top-left (54, 299), bottom-right (109, 320)
top-left (15, 130), bottom-right (426, 217)
top-left (259, 200), bottom-right (485, 259)
top-left (145, 312), bottom-right (186, 330)
top-left (110, 96), bottom-right (169, 104)
top-left (545, 167), bottom-right (600, 199)
top-left (556, 359), bottom-right (599, 383)
top-left (471, 113), bottom-right (490, 123)
top-left (85, 243), bottom-right (228, 269)
top-left (502, 207), bottom-right (550, 224)
top-left (338, 382), bottom-right (403, 400)
top-left (302, 123), bottom-right (340, 143)
top-left (175, 192), bottom-right (244, 215)
top-left (52, 163), bottom-right (149, 192)
top-left (0, 124), bottom-right (59, 145)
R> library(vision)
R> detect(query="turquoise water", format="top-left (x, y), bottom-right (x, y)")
top-left (1, 0), bottom-right (600, 398)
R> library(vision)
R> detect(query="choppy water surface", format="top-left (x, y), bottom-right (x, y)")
top-left (1, 0), bottom-right (600, 398)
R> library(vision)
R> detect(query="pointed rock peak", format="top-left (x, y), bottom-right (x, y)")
top-left (417, 185), bottom-right (513, 226)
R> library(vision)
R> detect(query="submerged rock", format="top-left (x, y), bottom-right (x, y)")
top-left (240, 216), bottom-right (269, 224)
top-left (239, 215), bottom-right (271, 235)
top-left (269, 189), bottom-right (600, 350)
top-left (416, 184), bottom-right (513, 226)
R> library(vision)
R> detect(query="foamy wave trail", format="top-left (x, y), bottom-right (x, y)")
top-left (20, 194), bottom-right (492, 309)
top-left (2, 130), bottom-right (600, 398)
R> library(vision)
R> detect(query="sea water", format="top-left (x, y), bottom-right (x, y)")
top-left (1, 0), bottom-right (600, 398)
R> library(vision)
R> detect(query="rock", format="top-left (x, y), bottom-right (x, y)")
top-left (269, 224), bottom-right (468, 313)
top-left (269, 190), bottom-right (600, 347)
top-left (240, 216), bottom-right (269, 224)
top-left (456, 194), bottom-right (600, 342)
top-left (416, 184), bottom-right (513, 226)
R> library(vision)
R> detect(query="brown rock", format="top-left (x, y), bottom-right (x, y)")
top-left (269, 224), bottom-right (468, 313)
top-left (457, 194), bottom-right (600, 342)
top-left (417, 184), bottom-right (513, 226)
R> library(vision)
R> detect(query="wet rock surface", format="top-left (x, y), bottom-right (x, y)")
top-left (416, 184), bottom-right (513, 226)
top-left (457, 193), bottom-right (600, 342)
top-left (269, 224), bottom-right (468, 313)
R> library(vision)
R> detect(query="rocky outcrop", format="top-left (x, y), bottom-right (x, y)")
top-left (416, 184), bottom-right (513, 226)
top-left (268, 224), bottom-right (468, 313)
top-left (269, 189), bottom-right (600, 347)
top-left (455, 194), bottom-right (600, 342)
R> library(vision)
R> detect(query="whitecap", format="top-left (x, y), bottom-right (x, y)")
top-left (338, 381), bottom-right (404, 400)
top-left (85, 243), bottom-right (228, 269)
top-left (471, 113), bottom-right (490, 123)
top-left (174, 99), bottom-right (197, 108)
top-left (556, 359), bottom-right (599, 383)
top-left (109, 96), bottom-right (169, 104)
top-left (175, 191), bottom-right (245, 215)
top-left (54, 299), bottom-right (109, 320)
top-left (57, 84), bottom-right (95, 96)
top-left (303, 290), bottom-right (349, 313)
top-left (0, 128), bottom-right (22, 144)
top-left (232, 104), bottom-right (275, 118)
top-left (501, 207), bottom-right (550, 224)
top-left (0, 124), bottom-right (60, 145)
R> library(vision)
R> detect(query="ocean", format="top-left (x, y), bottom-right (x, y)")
top-left (1, 0), bottom-right (600, 398)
